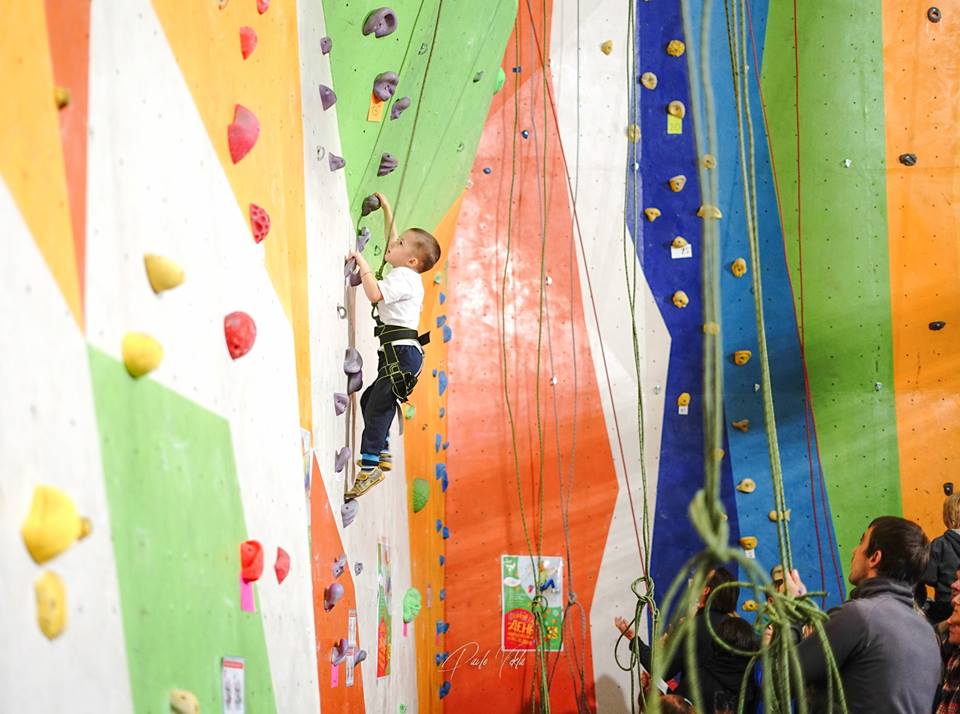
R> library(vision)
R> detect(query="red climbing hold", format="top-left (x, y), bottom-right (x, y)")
top-left (275, 547), bottom-right (290, 584)
top-left (241, 540), bottom-right (264, 582)
top-left (227, 105), bottom-right (260, 164)
top-left (224, 311), bottom-right (257, 359)
top-left (239, 27), bottom-right (258, 59)
top-left (249, 204), bottom-right (270, 243)
top-left (257, 0), bottom-right (269, 14)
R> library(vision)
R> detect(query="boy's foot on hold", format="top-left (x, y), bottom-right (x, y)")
top-left (345, 467), bottom-right (384, 500)
top-left (379, 451), bottom-right (392, 471)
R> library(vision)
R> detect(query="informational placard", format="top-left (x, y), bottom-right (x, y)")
top-left (501, 555), bottom-right (564, 652)
top-left (377, 540), bottom-right (392, 677)
top-left (221, 657), bottom-right (245, 713)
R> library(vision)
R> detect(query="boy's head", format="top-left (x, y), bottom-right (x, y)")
top-left (944, 493), bottom-right (960, 530)
top-left (385, 228), bottom-right (441, 273)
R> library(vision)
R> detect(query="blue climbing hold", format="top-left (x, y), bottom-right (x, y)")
top-left (439, 407), bottom-right (446, 418)
top-left (483, 167), bottom-right (492, 175)
top-left (441, 473), bottom-right (449, 492)
top-left (442, 325), bottom-right (452, 343)
top-left (512, 66), bottom-right (521, 73)
top-left (439, 682), bottom-right (452, 699)
top-left (442, 441), bottom-right (450, 450)
top-left (435, 463), bottom-right (447, 480)
top-left (439, 588), bottom-right (446, 601)
top-left (522, 129), bottom-right (529, 139)
top-left (439, 554), bottom-right (445, 566)
top-left (438, 371), bottom-right (448, 396)
top-left (435, 519), bottom-right (443, 532)
top-left (439, 291), bottom-right (446, 304)
top-left (436, 315), bottom-right (447, 327)
top-left (436, 620), bottom-right (449, 635)
top-left (435, 433), bottom-right (442, 452)
top-left (435, 652), bottom-right (448, 666)
top-left (442, 526), bottom-right (449, 539)
top-left (432, 368), bottom-right (438, 377)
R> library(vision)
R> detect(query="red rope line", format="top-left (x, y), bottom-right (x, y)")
top-left (743, 0), bottom-right (845, 599)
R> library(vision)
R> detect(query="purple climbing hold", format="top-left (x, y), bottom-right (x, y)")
top-left (354, 561), bottom-right (363, 575)
top-left (332, 554), bottom-right (348, 578)
top-left (442, 441), bottom-right (449, 450)
top-left (378, 153), bottom-right (398, 177)
top-left (439, 407), bottom-right (445, 418)
top-left (482, 167), bottom-right (492, 175)
top-left (348, 270), bottom-right (362, 287)
top-left (357, 227), bottom-right (371, 251)
top-left (341, 499), bottom-right (358, 527)
top-left (329, 152), bottom-right (346, 171)
top-left (373, 71), bottom-right (399, 101)
top-left (361, 194), bottom-right (381, 216)
top-left (334, 392), bottom-right (349, 415)
top-left (362, 7), bottom-right (398, 38)
top-left (343, 347), bottom-right (363, 374)
top-left (319, 84), bottom-right (337, 111)
top-left (320, 36), bottom-right (333, 54)
top-left (331, 638), bottom-right (349, 665)
top-left (353, 649), bottom-right (367, 665)
top-left (390, 96), bottom-right (411, 120)
top-left (347, 370), bottom-right (363, 395)
top-left (324, 582), bottom-right (345, 611)
top-left (335, 447), bottom-right (352, 473)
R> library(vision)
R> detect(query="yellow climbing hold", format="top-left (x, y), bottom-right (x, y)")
top-left (122, 332), bottom-right (164, 378)
top-left (666, 39), bottom-right (686, 57)
top-left (732, 418), bottom-right (750, 433)
top-left (21, 485), bottom-right (92, 564)
top-left (144, 254), bottom-right (185, 294)
top-left (677, 392), bottom-right (691, 407)
top-left (170, 689), bottom-right (200, 714)
top-left (672, 290), bottom-right (689, 308)
top-left (731, 257), bottom-right (747, 278)
top-left (669, 175), bottom-right (687, 193)
top-left (733, 350), bottom-right (752, 366)
top-left (703, 154), bottom-right (717, 169)
top-left (667, 100), bottom-right (686, 118)
top-left (697, 204), bottom-right (722, 219)
top-left (54, 86), bottom-right (71, 110)
top-left (742, 599), bottom-right (759, 612)
top-left (736, 478), bottom-right (756, 494)
top-left (769, 509), bottom-right (792, 522)
top-left (714, 448), bottom-right (726, 462)
top-left (644, 207), bottom-right (661, 222)
top-left (702, 321), bottom-right (720, 335)
top-left (640, 72), bottom-right (658, 90)
top-left (600, 40), bottom-right (613, 55)
top-left (739, 536), bottom-right (758, 550)
top-left (627, 124), bottom-right (641, 143)
top-left (35, 571), bottom-right (67, 640)
top-left (671, 236), bottom-right (689, 249)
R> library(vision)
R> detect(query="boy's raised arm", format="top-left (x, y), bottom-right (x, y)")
top-left (374, 192), bottom-right (400, 244)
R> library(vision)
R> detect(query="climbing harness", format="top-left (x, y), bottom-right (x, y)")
top-left (371, 305), bottom-right (429, 403)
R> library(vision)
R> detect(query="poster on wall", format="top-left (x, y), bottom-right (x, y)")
top-left (501, 555), bottom-right (564, 652)
top-left (377, 539), bottom-right (392, 677)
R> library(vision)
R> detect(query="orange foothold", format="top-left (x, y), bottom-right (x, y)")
top-left (739, 536), bottom-right (758, 550)
top-left (697, 204), bottom-right (722, 219)
top-left (644, 207), bottom-right (661, 222)
top-left (667, 100), bottom-right (686, 118)
top-left (703, 154), bottom-right (717, 169)
top-left (731, 258), bottom-right (747, 277)
top-left (677, 392), bottom-right (691, 407)
top-left (671, 236), bottom-right (689, 249)
top-left (732, 419), bottom-right (750, 433)
top-left (640, 72), bottom-right (658, 90)
top-left (669, 175), bottom-right (687, 193)
top-left (627, 124), bottom-right (641, 143)
top-left (666, 39), bottom-right (686, 57)
top-left (733, 350), bottom-right (752, 366)
top-left (600, 40), bottom-right (613, 55)
top-left (54, 86), bottom-right (71, 110)
top-left (672, 291), bottom-right (689, 308)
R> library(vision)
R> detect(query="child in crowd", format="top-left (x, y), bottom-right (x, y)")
top-left (344, 192), bottom-right (441, 499)
top-left (923, 493), bottom-right (960, 623)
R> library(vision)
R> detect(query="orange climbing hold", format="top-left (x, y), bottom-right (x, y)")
top-left (241, 540), bottom-right (264, 582)
top-left (227, 105), bottom-right (260, 164)
top-left (732, 418), bottom-right (750, 433)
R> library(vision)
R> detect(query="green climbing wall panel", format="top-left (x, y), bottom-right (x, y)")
top-left (762, 0), bottom-right (901, 580)
top-left (88, 348), bottom-right (277, 714)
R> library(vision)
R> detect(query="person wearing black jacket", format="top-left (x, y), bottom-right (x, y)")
top-left (923, 493), bottom-right (960, 623)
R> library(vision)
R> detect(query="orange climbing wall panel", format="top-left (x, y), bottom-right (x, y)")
top-left (883, 2), bottom-right (960, 534)
top-left (44, 0), bottom-right (91, 315)
top-left (309, 455), bottom-right (366, 713)
top-left (0, 0), bottom-right (83, 328)
top-left (404, 195), bottom-right (463, 714)
top-left (151, 0), bottom-right (313, 430)
top-left (444, 1), bottom-right (617, 707)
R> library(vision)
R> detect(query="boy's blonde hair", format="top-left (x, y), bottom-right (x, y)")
top-left (405, 228), bottom-right (441, 273)
top-left (944, 493), bottom-right (960, 529)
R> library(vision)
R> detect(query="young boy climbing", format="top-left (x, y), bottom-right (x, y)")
top-left (344, 192), bottom-right (441, 500)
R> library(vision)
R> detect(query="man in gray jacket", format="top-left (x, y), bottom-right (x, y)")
top-left (786, 516), bottom-right (940, 713)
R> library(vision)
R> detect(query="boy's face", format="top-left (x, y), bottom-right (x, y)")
top-left (384, 231), bottom-right (420, 270)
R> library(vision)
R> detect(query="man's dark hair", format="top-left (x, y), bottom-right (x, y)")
top-left (715, 614), bottom-right (758, 652)
top-left (706, 566), bottom-right (739, 614)
top-left (867, 516), bottom-right (930, 584)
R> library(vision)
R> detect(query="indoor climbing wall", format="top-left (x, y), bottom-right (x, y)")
top-left (5, 0), bottom-right (960, 712)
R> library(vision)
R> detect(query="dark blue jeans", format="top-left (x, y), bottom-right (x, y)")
top-left (360, 345), bottom-right (423, 457)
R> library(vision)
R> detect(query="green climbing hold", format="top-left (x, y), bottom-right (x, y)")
top-left (411, 478), bottom-right (430, 513)
top-left (403, 587), bottom-right (422, 623)
top-left (494, 67), bottom-right (506, 93)
top-left (404, 404), bottom-right (416, 420)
